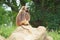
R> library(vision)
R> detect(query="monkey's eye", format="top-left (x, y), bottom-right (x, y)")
top-left (26, 10), bottom-right (28, 12)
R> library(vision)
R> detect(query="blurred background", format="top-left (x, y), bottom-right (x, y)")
top-left (0, 0), bottom-right (60, 40)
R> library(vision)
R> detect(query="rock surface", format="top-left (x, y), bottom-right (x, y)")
top-left (7, 25), bottom-right (53, 40)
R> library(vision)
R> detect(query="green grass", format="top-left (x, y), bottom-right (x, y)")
top-left (0, 26), bottom-right (60, 40)
top-left (0, 26), bottom-right (16, 38)
top-left (48, 31), bottom-right (60, 40)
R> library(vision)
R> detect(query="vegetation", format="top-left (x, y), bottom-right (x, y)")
top-left (0, 0), bottom-right (60, 40)
top-left (0, 0), bottom-right (60, 30)
top-left (48, 31), bottom-right (60, 40)
top-left (0, 26), bottom-right (16, 38)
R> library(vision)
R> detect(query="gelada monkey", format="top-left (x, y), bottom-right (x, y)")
top-left (16, 6), bottom-right (30, 26)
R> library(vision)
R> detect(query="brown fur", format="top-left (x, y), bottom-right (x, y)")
top-left (16, 6), bottom-right (30, 26)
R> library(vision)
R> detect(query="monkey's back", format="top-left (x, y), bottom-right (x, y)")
top-left (16, 11), bottom-right (30, 26)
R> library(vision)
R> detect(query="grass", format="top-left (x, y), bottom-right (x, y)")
top-left (48, 31), bottom-right (60, 40)
top-left (0, 26), bottom-right (16, 38)
top-left (0, 26), bottom-right (60, 40)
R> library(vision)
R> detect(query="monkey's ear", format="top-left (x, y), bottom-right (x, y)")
top-left (21, 6), bottom-right (25, 10)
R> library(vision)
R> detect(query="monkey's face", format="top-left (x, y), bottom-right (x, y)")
top-left (25, 7), bottom-right (29, 12)
top-left (22, 6), bottom-right (29, 12)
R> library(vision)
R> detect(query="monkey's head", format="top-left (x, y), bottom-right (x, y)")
top-left (21, 6), bottom-right (29, 12)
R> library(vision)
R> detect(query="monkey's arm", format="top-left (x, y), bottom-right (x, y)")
top-left (25, 13), bottom-right (30, 21)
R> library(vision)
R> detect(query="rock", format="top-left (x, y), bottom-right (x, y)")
top-left (44, 36), bottom-right (53, 40)
top-left (0, 35), bottom-right (6, 40)
top-left (7, 25), bottom-right (53, 40)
